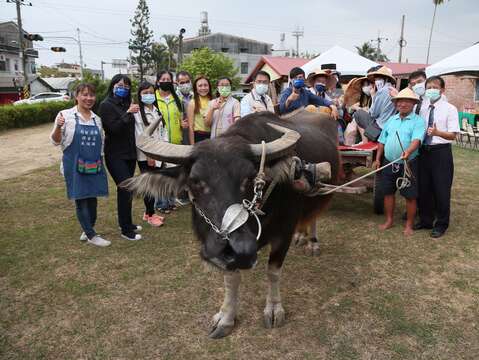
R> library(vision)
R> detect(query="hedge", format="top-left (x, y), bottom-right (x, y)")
top-left (0, 101), bottom-right (75, 132)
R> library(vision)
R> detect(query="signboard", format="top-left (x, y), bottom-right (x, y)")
top-left (112, 59), bottom-right (128, 69)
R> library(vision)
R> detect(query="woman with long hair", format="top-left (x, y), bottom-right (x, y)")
top-left (133, 81), bottom-right (165, 226)
top-left (99, 74), bottom-right (142, 241)
top-left (50, 83), bottom-right (110, 247)
top-left (187, 75), bottom-right (213, 144)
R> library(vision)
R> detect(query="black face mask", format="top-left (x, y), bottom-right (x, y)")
top-left (158, 81), bottom-right (173, 92)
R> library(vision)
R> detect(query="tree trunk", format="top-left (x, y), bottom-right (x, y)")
top-left (426, 4), bottom-right (438, 64)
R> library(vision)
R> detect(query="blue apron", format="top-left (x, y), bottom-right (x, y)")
top-left (63, 113), bottom-right (108, 200)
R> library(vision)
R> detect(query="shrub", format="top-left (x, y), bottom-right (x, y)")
top-left (0, 101), bottom-right (75, 132)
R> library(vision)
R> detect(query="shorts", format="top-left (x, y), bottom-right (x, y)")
top-left (380, 157), bottom-right (418, 199)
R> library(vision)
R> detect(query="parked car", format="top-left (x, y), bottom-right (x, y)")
top-left (13, 92), bottom-right (70, 106)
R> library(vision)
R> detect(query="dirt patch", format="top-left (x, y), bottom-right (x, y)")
top-left (0, 123), bottom-right (61, 181)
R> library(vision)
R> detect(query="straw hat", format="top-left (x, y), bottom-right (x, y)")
top-left (343, 76), bottom-right (368, 107)
top-left (391, 87), bottom-right (420, 103)
top-left (306, 68), bottom-right (332, 86)
top-left (367, 66), bottom-right (396, 83)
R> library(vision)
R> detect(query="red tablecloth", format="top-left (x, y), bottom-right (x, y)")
top-left (338, 142), bottom-right (378, 152)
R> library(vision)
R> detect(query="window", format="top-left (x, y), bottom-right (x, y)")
top-left (0, 60), bottom-right (6, 72)
top-left (240, 62), bottom-right (248, 74)
top-left (239, 47), bottom-right (248, 53)
top-left (14, 60), bottom-right (19, 71)
top-left (221, 47), bottom-right (229, 53)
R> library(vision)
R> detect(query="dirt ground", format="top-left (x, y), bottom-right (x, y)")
top-left (0, 123), bottom-right (61, 181)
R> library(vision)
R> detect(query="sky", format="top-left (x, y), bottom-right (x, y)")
top-left (1, 0), bottom-right (477, 78)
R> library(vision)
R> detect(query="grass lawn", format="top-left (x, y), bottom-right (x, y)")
top-left (1, 147), bottom-right (478, 359)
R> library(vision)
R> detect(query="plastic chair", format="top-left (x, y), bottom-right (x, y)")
top-left (466, 123), bottom-right (478, 149)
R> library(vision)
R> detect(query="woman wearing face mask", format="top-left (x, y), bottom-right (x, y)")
top-left (187, 75), bottom-right (213, 144)
top-left (205, 77), bottom-right (240, 138)
top-left (51, 83), bottom-right (110, 247)
top-left (132, 81), bottom-right (165, 227)
top-left (99, 74), bottom-right (142, 241)
top-left (343, 77), bottom-right (373, 145)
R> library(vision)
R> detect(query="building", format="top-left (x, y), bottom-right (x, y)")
top-left (0, 21), bottom-right (38, 104)
top-left (30, 77), bottom-right (77, 96)
top-left (182, 12), bottom-right (272, 83)
top-left (53, 62), bottom-right (102, 78)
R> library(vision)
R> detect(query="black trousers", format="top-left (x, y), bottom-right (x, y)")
top-left (105, 156), bottom-right (137, 232)
top-left (418, 144), bottom-right (454, 231)
top-left (137, 161), bottom-right (156, 216)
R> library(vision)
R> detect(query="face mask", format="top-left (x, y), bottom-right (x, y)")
top-left (158, 81), bottom-right (173, 92)
top-left (362, 85), bottom-right (372, 96)
top-left (412, 82), bottom-right (426, 97)
top-left (315, 83), bottom-right (326, 93)
top-left (218, 85), bottom-right (231, 97)
top-left (425, 88), bottom-right (441, 102)
top-left (292, 78), bottom-right (305, 89)
top-left (141, 94), bottom-right (156, 105)
top-left (375, 79), bottom-right (385, 91)
top-left (178, 82), bottom-right (192, 95)
top-left (114, 87), bottom-right (129, 98)
top-left (255, 83), bottom-right (268, 96)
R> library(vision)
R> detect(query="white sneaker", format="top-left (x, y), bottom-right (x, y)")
top-left (121, 232), bottom-right (142, 241)
top-left (80, 232), bottom-right (88, 241)
top-left (118, 225), bottom-right (143, 232)
top-left (87, 235), bottom-right (111, 247)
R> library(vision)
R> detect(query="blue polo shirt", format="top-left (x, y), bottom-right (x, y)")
top-left (279, 86), bottom-right (332, 114)
top-left (378, 112), bottom-right (426, 162)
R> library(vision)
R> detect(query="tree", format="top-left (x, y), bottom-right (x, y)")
top-left (356, 42), bottom-right (390, 62)
top-left (129, 0), bottom-right (154, 80)
top-left (162, 34), bottom-right (179, 70)
top-left (179, 47), bottom-right (241, 89)
top-left (151, 42), bottom-right (170, 74)
top-left (426, 0), bottom-right (449, 64)
top-left (37, 65), bottom-right (69, 78)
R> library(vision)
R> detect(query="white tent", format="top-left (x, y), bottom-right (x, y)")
top-left (301, 45), bottom-right (379, 77)
top-left (426, 43), bottom-right (479, 77)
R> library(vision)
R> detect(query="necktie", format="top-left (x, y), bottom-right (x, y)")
top-left (260, 95), bottom-right (268, 109)
top-left (424, 104), bottom-right (435, 145)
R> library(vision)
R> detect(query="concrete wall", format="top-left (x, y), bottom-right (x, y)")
top-left (443, 75), bottom-right (478, 112)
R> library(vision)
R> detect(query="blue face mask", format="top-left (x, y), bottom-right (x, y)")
top-left (425, 88), bottom-right (441, 102)
top-left (114, 87), bottom-right (129, 98)
top-left (315, 83), bottom-right (326, 93)
top-left (292, 78), bottom-right (305, 89)
top-left (141, 94), bottom-right (156, 105)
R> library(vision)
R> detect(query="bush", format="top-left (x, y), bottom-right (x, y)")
top-left (0, 101), bottom-right (75, 132)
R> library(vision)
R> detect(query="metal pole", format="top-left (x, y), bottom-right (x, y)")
top-left (178, 32), bottom-right (184, 66)
top-left (77, 28), bottom-right (84, 78)
top-left (101, 61), bottom-right (105, 80)
top-left (398, 15), bottom-right (405, 63)
top-left (426, 4), bottom-right (438, 64)
top-left (15, 0), bottom-right (27, 87)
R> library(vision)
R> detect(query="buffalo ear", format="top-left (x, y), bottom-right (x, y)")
top-left (120, 165), bottom-right (187, 200)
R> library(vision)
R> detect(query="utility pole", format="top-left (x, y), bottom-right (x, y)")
top-left (370, 31), bottom-right (388, 61)
top-left (398, 15), bottom-right (407, 63)
top-left (8, 0), bottom-right (32, 88)
top-left (77, 28), bottom-right (84, 79)
top-left (292, 27), bottom-right (304, 57)
top-left (178, 28), bottom-right (185, 67)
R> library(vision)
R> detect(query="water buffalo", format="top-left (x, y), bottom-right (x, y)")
top-left (123, 110), bottom-right (340, 338)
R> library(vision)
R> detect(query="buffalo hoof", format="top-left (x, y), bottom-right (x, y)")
top-left (293, 232), bottom-right (308, 247)
top-left (305, 238), bottom-right (321, 256)
top-left (263, 303), bottom-right (285, 329)
top-left (209, 311), bottom-right (235, 339)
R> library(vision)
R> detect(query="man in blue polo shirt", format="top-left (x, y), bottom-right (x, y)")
top-left (373, 88), bottom-right (426, 236)
top-left (279, 67), bottom-right (338, 117)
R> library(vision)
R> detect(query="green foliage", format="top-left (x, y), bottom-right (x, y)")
top-left (162, 34), bottom-right (179, 70)
top-left (129, 0), bottom-right (154, 80)
top-left (356, 42), bottom-right (389, 62)
top-left (151, 42), bottom-right (170, 74)
top-left (37, 65), bottom-right (69, 78)
top-left (179, 47), bottom-right (241, 89)
top-left (0, 101), bottom-right (74, 132)
top-left (69, 71), bottom-right (109, 108)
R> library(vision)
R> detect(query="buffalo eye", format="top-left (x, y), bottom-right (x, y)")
top-left (189, 177), bottom-right (210, 195)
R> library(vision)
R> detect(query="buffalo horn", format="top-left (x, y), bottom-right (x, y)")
top-left (250, 123), bottom-right (300, 160)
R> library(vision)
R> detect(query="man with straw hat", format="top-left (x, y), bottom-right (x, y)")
top-left (354, 66), bottom-right (397, 141)
top-left (373, 87), bottom-right (426, 236)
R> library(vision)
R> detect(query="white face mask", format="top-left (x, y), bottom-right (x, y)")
top-left (362, 85), bottom-right (372, 96)
top-left (375, 79), bottom-right (385, 91)
top-left (412, 82), bottom-right (426, 97)
top-left (255, 83), bottom-right (269, 96)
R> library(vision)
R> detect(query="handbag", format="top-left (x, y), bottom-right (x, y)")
top-left (364, 121), bottom-right (382, 141)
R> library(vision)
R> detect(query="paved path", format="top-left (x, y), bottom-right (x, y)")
top-left (0, 123), bottom-right (61, 181)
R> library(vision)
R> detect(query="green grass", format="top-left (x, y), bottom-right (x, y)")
top-left (1, 147), bottom-right (479, 359)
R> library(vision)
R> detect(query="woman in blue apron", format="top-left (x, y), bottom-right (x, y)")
top-left (50, 83), bottom-right (110, 247)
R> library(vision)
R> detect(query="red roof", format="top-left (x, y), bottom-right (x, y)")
top-left (380, 62), bottom-right (429, 76)
top-left (245, 56), bottom-right (308, 83)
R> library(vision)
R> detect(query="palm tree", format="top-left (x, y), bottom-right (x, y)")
top-left (162, 34), bottom-right (179, 70)
top-left (151, 42), bottom-right (169, 74)
top-left (426, 0), bottom-right (449, 64)
top-left (356, 42), bottom-right (378, 61)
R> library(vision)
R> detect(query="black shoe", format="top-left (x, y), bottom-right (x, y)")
top-left (431, 228), bottom-right (446, 238)
top-left (413, 222), bottom-right (433, 231)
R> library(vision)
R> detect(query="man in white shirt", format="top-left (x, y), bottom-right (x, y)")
top-left (240, 71), bottom-right (274, 117)
top-left (414, 76), bottom-right (460, 238)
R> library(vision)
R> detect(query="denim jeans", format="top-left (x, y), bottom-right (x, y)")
top-left (155, 197), bottom-right (175, 210)
top-left (75, 197), bottom-right (97, 239)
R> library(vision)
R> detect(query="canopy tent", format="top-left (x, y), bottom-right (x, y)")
top-left (426, 43), bottom-right (479, 77)
top-left (301, 45), bottom-right (379, 77)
